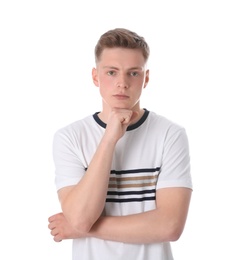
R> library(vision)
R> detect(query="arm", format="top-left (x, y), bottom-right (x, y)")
top-left (49, 111), bottom-right (192, 243)
top-left (48, 187), bottom-right (192, 243)
top-left (57, 137), bottom-right (115, 233)
top-left (57, 109), bottom-right (137, 233)
top-left (89, 187), bottom-right (192, 243)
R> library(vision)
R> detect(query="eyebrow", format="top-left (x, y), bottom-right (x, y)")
top-left (102, 66), bottom-right (144, 71)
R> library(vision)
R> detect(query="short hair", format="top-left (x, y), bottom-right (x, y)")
top-left (94, 28), bottom-right (150, 63)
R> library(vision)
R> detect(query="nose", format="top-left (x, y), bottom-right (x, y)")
top-left (116, 74), bottom-right (129, 89)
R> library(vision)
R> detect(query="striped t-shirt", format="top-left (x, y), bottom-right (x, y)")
top-left (53, 109), bottom-right (192, 260)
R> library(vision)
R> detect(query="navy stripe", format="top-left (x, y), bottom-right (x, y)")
top-left (106, 196), bottom-right (156, 203)
top-left (111, 167), bottom-right (160, 175)
top-left (107, 189), bottom-right (156, 196)
top-left (84, 167), bottom-right (160, 174)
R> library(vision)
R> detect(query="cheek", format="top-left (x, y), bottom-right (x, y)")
top-left (99, 75), bottom-right (116, 87)
top-left (98, 78), bottom-right (113, 97)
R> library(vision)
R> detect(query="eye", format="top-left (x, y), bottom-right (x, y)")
top-left (130, 71), bottom-right (139, 77)
top-left (107, 70), bottom-right (116, 76)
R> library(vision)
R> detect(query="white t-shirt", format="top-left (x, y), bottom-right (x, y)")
top-left (53, 109), bottom-right (193, 260)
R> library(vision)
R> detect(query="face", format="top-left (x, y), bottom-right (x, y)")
top-left (92, 48), bottom-right (149, 114)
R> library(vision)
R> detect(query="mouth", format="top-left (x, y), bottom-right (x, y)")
top-left (113, 94), bottom-right (129, 100)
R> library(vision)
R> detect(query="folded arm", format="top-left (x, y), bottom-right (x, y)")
top-left (49, 187), bottom-right (192, 243)
top-left (89, 187), bottom-right (192, 243)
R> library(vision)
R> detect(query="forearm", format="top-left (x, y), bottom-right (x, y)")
top-left (88, 209), bottom-right (182, 244)
top-left (50, 188), bottom-right (191, 243)
top-left (88, 188), bottom-right (191, 243)
top-left (60, 137), bottom-right (116, 232)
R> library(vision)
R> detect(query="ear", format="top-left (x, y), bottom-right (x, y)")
top-left (143, 69), bottom-right (149, 89)
top-left (92, 67), bottom-right (99, 87)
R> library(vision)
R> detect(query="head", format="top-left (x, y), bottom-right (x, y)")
top-left (94, 28), bottom-right (150, 65)
top-left (92, 28), bottom-right (150, 115)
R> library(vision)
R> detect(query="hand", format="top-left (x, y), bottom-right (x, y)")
top-left (104, 108), bottom-right (138, 142)
top-left (48, 212), bottom-right (84, 242)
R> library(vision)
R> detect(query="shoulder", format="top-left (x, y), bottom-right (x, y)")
top-left (147, 111), bottom-right (185, 135)
top-left (54, 114), bottom-right (95, 139)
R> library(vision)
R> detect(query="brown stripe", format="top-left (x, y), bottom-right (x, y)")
top-left (109, 181), bottom-right (157, 189)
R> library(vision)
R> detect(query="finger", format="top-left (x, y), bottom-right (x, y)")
top-left (48, 215), bottom-right (56, 223)
top-left (121, 117), bottom-right (130, 124)
top-left (48, 222), bottom-right (56, 230)
top-left (121, 113), bottom-right (133, 124)
top-left (51, 228), bottom-right (58, 237)
top-left (48, 212), bottom-right (61, 223)
top-left (53, 234), bottom-right (62, 242)
top-left (52, 229), bottom-right (63, 242)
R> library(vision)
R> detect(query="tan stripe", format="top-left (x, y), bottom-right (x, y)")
top-left (109, 181), bottom-right (157, 189)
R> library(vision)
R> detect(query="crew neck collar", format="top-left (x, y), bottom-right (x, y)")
top-left (93, 109), bottom-right (149, 131)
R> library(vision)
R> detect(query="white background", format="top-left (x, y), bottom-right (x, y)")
top-left (0, 0), bottom-right (251, 259)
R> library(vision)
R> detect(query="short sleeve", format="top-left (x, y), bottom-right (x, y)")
top-left (53, 129), bottom-right (85, 191)
top-left (156, 128), bottom-right (193, 190)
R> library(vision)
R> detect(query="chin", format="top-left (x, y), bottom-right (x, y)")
top-left (111, 103), bottom-right (131, 109)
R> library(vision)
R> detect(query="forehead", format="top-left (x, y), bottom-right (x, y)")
top-left (98, 48), bottom-right (146, 67)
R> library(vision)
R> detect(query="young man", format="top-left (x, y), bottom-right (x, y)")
top-left (48, 28), bottom-right (193, 260)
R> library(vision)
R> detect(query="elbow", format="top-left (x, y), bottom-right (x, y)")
top-left (70, 215), bottom-right (94, 234)
top-left (61, 204), bottom-right (95, 234)
top-left (168, 228), bottom-right (183, 242)
top-left (67, 216), bottom-right (92, 236)
top-left (161, 222), bottom-right (184, 242)
top-left (62, 206), bottom-right (94, 234)
top-left (72, 220), bottom-right (92, 234)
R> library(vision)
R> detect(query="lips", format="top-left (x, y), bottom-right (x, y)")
top-left (113, 94), bottom-right (129, 99)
